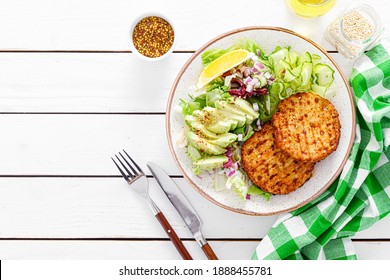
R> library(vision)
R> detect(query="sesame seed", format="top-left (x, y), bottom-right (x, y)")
top-left (342, 10), bottom-right (374, 41)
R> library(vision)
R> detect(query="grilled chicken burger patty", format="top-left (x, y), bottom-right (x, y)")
top-left (272, 92), bottom-right (341, 162)
top-left (242, 123), bottom-right (315, 195)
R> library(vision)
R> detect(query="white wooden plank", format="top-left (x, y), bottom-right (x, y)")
top-left (0, 178), bottom-right (276, 238)
top-left (0, 53), bottom-right (353, 112)
top-left (0, 52), bottom-right (185, 113)
top-left (0, 0), bottom-right (388, 51)
top-left (0, 240), bottom-right (388, 260)
top-left (0, 114), bottom-right (180, 175)
top-left (0, 178), bottom-right (388, 239)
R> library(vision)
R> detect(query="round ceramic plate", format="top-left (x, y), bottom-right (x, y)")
top-left (166, 27), bottom-right (356, 216)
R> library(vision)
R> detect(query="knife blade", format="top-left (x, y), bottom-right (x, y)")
top-left (147, 161), bottom-right (218, 260)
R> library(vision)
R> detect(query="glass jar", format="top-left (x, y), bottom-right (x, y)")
top-left (324, 3), bottom-right (383, 60)
top-left (284, 0), bottom-right (336, 18)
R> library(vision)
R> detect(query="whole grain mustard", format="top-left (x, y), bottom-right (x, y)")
top-left (132, 16), bottom-right (174, 58)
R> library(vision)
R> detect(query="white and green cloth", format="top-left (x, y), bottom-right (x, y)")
top-left (253, 39), bottom-right (390, 260)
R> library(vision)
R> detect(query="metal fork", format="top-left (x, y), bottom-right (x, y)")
top-left (111, 150), bottom-right (192, 260)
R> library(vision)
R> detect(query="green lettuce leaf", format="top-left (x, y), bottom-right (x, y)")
top-left (179, 99), bottom-right (202, 117)
top-left (247, 185), bottom-right (272, 201)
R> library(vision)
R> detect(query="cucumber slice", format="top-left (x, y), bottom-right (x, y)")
top-left (311, 84), bottom-right (328, 97)
top-left (291, 64), bottom-right (302, 76)
top-left (313, 63), bottom-right (334, 86)
top-left (311, 54), bottom-right (322, 67)
top-left (274, 59), bottom-right (291, 77)
top-left (289, 51), bottom-right (299, 67)
top-left (311, 54), bottom-right (321, 60)
top-left (284, 68), bottom-right (298, 83)
top-left (269, 48), bottom-right (288, 64)
top-left (280, 60), bottom-right (291, 70)
top-left (278, 83), bottom-right (293, 99)
top-left (290, 76), bottom-right (302, 91)
top-left (298, 52), bottom-right (312, 64)
top-left (300, 62), bottom-right (313, 89)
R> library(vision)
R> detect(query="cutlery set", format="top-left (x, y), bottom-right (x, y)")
top-left (112, 150), bottom-right (218, 260)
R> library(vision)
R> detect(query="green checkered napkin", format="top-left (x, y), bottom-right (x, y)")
top-left (252, 39), bottom-right (390, 260)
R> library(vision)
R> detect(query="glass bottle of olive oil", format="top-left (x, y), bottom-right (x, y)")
top-left (285, 0), bottom-right (336, 18)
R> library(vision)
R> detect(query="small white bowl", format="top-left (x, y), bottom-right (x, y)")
top-left (129, 12), bottom-right (176, 61)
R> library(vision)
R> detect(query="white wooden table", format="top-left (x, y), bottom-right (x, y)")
top-left (0, 0), bottom-right (389, 260)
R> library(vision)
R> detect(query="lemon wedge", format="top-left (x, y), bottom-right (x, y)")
top-left (196, 49), bottom-right (252, 89)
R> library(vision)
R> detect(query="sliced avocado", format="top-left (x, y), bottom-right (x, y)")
top-left (190, 107), bottom-right (230, 134)
top-left (207, 119), bottom-right (232, 134)
top-left (215, 100), bottom-right (246, 116)
top-left (192, 110), bottom-right (202, 117)
top-left (187, 99), bottom-right (257, 137)
top-left (216, 100), bottom-right (257, 124)
top-left (193, 156), bottom-right (228, 172)
top-left (197, 106), bottom-right (222, 126)
top-left (231, 98), bottom-right (260, 120)
top-left (228, 118), bottom-right (238, 131)
top-left (215, 100), bottom-right (248, 125)
top-left (220, 109), bottom-right (247, 127)
top-left (187, 145), bottom-right (202, 161)
top-left (202, 106), bottom-right (220, 115)
top-left (209, 133), bottom-right (237, 148)
top-left (188, 131), bottom-right (226, 155)
top-left (184, 114), bottom-right (198, 125)
top-left (185, 115), bottom-right (220, 139)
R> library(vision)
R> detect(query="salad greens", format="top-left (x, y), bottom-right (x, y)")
top-left (178, 39), bottom-right (335, 201)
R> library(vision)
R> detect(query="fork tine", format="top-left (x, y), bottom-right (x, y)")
top-left (111, 157), bottom-right (130, 182)
top-left (119, 152), bottom-right (138, 175)
top-left (123, 150), bottom-right (144, 174)
top-left (115, 155), bottom-right (135, 179)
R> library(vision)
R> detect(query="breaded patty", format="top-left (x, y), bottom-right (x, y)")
top-left (272, 92), bottom-right (341, 162)
top-left (242, 124), bottom-right (315, 195)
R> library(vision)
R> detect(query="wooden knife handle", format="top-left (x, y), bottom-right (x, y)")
top-left (155, 212), bottom-right (193, 260)
top-left (201, 243), bottom-right (218, 260)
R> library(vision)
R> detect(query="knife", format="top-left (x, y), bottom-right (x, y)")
top-left (147, 161), bottom-right (218, 260)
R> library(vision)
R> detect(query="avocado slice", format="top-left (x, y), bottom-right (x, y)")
top-left (192, 110), bottom-right (202, 117)
top-left (207, 119), bottom-right (232, 134)
top-left (219, 109), bottom-right (247, 127)
top-left (215, 100), bottom-right (256, 124)
top-left (185, 115), bottom-right (220, 139)
top-left (209, 133), bottom-right (238, 148)
top-left (193, 156), bottom-right (228, 172)
top-left (188, 131), bottom-right (226, 155)
top-left (215, 100), bottom-right (246, 116)
top-left (187, 110), bottom-right (230, 135)
top-left (230, 98), bottom-right (260, 120)
top-left (196, 106), bottom-right (221, 126)
top-left (187, 98), bottom-right (258, 137)
top-left (229, 119), bottom-right (239, 130)
top-left (187, 145), bottom-right (202, 161)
